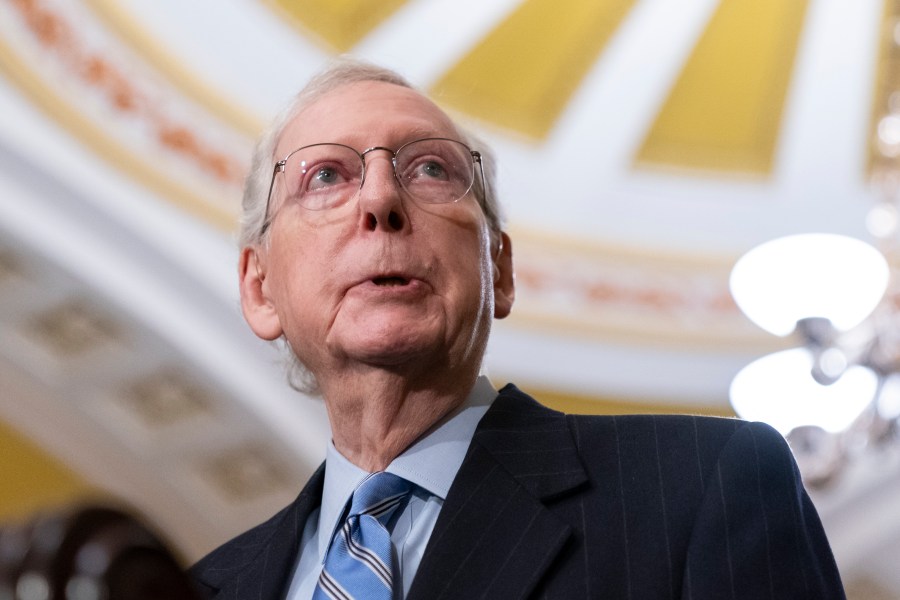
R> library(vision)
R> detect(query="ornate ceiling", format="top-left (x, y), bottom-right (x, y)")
top-left (1, 0), bottom-right (898, 595)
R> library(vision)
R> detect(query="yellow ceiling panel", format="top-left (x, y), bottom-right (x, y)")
top-left (0, 419), bottom-right (94, 523)
top-left (269, 0), bottom-right (409, 51)
top-left (529, 385), bottom-right (734, 417)
top-left (637, 0), bottom-right (809, 174)
top-left (868, 0), bottom-right (900, 178)
top-left (431, 0), bottom-right (636, 140)
top-left (86, 0), bottom-right (264, 136)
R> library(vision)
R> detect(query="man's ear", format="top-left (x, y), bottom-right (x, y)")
top-left (238, 246), bottom-right (284, 340)
top-left (493, 231), bottom-right (515, 319)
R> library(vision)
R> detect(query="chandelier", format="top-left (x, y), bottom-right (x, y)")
top-left (727, 3), bottom-right (900, 488)
top-left (728, 230), bottom-right (900, 487)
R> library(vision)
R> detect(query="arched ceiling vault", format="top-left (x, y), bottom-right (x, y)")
top-left (1, 0), bottom-right (899, 594)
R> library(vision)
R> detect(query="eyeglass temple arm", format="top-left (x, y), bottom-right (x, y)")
top-left (472, 151), bottom-right (486, 200)
top-left (260, 160), bottom-right (287, 236)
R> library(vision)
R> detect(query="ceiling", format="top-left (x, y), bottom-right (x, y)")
top-left (0, 0), bottom-right (898, 595)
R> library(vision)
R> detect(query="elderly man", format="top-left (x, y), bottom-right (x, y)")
top-left (190, 60), bottom-right (845, 599)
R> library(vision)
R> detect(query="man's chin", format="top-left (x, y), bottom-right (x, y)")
top-left (342, 336), bottom-right (437, 367)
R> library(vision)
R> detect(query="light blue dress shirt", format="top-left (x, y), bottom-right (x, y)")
top-left (286, 376), bottom-right (497, 599)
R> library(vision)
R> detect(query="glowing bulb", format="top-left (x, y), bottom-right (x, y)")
top-left (730, 234), bottom-right (889, 336)
top-left (730, 348), bottom-right (877, 435)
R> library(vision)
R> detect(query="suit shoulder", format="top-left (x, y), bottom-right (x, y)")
top-left (495, 384), bottom-right (791, 464)
top-left (563, 411), bottom-right (744, 440)
top-left (564, 412), bottom-right (791, 471)
top-left (500, 383), bottom-right (744, 433)
top-left (564, 410), bottom-right (783, 442)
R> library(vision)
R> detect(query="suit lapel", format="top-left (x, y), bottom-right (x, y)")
top-left (192, 464), bottom-right (325, 600)
top-left (408, 386), bottom-right (587, 600)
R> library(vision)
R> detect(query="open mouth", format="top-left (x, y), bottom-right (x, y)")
top-left (372, 276), bottom-right (410, 287)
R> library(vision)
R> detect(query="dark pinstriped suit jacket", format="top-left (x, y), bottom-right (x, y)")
top-left (190, 384), bottom-right (845, 599)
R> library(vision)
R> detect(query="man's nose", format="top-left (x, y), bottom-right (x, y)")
top-left (357, 154), bottom-right (408, 233)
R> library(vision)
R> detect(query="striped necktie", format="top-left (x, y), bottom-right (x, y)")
top-left (313, 472), bottom-right (412, 600)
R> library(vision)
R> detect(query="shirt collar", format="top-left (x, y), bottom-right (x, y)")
top-left (316, 375), bottom-right (497, 558)
top-left (386, 375), bottom-right (496, 498)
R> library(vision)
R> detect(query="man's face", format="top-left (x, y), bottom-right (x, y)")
top-left (240, 81), bottom-right (514, 385)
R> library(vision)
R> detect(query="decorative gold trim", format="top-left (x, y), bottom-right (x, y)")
top-left (512, 260), bottom-right (745, 336)
top-left (0, 32), bottom-right (237, 232)
top-left (0, 0), bottom-right (793, 353)
top-left (509, 224), bottom-right (737, 268)
top-left (84, 0), bottom-right (265, 137)
top-left (505, 307), bottom-right (785, 351)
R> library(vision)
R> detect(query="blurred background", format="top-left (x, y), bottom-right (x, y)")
top-left (1, 0), bottom-right (899, 597)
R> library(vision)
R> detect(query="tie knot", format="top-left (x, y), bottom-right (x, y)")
top-left (349, 472), bottom-right (412, 525)
top-left (314, 472), bottom-right (411, 600)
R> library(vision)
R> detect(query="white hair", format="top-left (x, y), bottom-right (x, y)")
top-left (241, 57), bottom-right (504, 394)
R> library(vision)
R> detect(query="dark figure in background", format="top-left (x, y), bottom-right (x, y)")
top-left (0, 505), bottom-right (201, 599)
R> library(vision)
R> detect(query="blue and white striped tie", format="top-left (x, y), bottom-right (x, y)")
top-left (313, 472), bottom-right (412, 600)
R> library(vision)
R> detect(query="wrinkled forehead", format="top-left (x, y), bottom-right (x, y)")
top-left (275, 80), bottom-right (462, 158)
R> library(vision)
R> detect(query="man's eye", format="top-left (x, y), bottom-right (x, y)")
top-left (299, 163), bottom-right (353, 193)
top-left (422, 161), bottom-right (447, 179)
top-left (409, 160), bottom-right (449, 181)
top-left (310, 167), bottom-right (340, 188)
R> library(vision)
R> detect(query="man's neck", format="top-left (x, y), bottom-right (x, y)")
top-left (319, 368), bottom-right (479, 472)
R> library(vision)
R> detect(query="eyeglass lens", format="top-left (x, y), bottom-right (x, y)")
top-left (274, 139), bottom-right (476, 211)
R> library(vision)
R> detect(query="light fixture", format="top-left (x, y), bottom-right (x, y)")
top-left (730, 233), bottom-right (889, 336)
top-left (729, 233), bottom-right (897, 487)
top-left (729, 348), bottom-right (878, 435)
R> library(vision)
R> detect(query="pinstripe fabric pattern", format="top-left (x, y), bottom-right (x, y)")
top-left (191, 385), bottom-right (845, 600)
